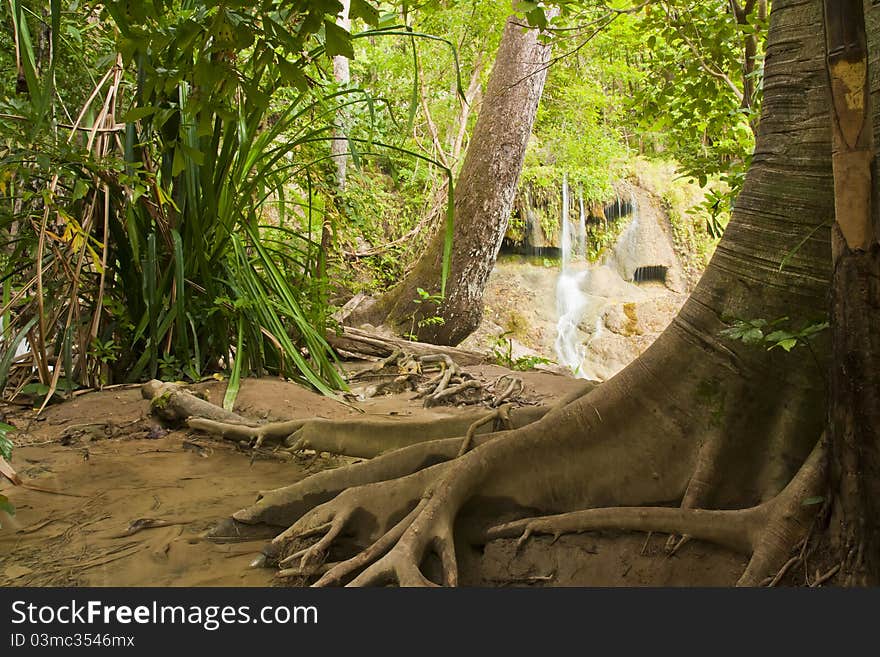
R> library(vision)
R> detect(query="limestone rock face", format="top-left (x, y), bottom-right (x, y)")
top-left (471, 181), bottom-right (693, 382)
top-left (603, 185), bottom-right (683, 292)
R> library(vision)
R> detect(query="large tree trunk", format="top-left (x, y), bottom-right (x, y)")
top-left (350, 14), bottom-right (553, 345)
top-left (172, 0), bottom-right (844, 587)
top-left (824, 0), bottom-right (880, 586)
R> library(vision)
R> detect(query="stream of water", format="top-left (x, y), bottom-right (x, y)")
top-left (554, 175), bottom-right (589, 377)
top-left (554, 181), bottom-right (641, 378)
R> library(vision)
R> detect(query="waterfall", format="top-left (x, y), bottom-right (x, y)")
top-left (554, 174), bottom-right (588, 378)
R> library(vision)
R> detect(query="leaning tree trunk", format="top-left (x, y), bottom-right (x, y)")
top-left (166, 0), bottom-right (840, 587)
top-left (350, 13), bottom-right (553, 345)
top-left (823, 0), bottom-right (880, 586)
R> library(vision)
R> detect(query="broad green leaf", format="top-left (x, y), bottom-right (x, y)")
top-left (742, 328), bottom-right (764, 344)
top-left (350, 0), bottom-right (379, 26)
top-left (526, 8), bottom-right (547, 29)
top-left (324, 19), bottom-right (354, 59)
top-left (765, 330), bottom-right (795, 343)
top-left (72, 179), bottom-right (89, 202)
top-left (120, 105), bottom-right (159, 122)
top-left (769, 338), bottom-right (798, 352)
top-left (277, 58), bottom-right (309, 92)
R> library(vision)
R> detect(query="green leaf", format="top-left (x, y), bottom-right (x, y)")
top-left (179, 142), bottom-right (205, 166)
top-left (277, 57), bottom-right (309, 92)
top-left (802, 496), bottom-right (824, 507)
top-left (765, 330), bottom-right (795, 343)
top-left (350, 0), bottom-right (379, 26)
top-left (526, 8), bottom-right (547, 29)
top-left (324, 19), bottom-right (354, 59)
top-left (0, 435), bottom-right (12, 461)
top-left (223, 317), bottom-right (244, 412)
top-left (72, 179), bottom-right (89, 202)
top-left (799, 322), bottom-right (829, 338)
top-left (120, 105), bottom-right (158, 122)
top-left (0, 494), bottom-right (14, 517)
top-left (742, 327), bottom-right (764, 344)
top-left (769, 338), bottom-right (798, 352)
top-left (514, 0), bottom-right (540, 12)
top-left (20, 382), bottom-right (50, 397)
top-left (171, 147), bottom-right (185, 177)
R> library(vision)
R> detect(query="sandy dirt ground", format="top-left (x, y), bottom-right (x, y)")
top-left (0, 368), bottom-right (746, 587)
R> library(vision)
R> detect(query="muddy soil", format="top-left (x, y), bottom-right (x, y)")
top-left (0, 368), bottom-right (745, 587)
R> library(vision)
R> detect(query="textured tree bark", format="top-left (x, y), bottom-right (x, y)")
top-left (824, 0), bottom-right (880, 586)
top-left (350, 13), bottom-right (553, 345)
top-left (201, 0), bottom-right (841, 588)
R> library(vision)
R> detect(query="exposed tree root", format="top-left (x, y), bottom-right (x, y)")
top-left (141, 380), bottom-right (250, 425)
top-left (263, 463), bottom-right (446, 573)
top-left (146, 1), bottom-right (838, 588)
top-left (491, 375), bottom-right (524, 407)
top-left (311, 499), bottom-right (429, 586)
top-left (185, 417), bottom-right (306, 447)
top-left (142, 378), bottom-right (549, 458)
top-left (145, 355), bottom-right (823, 588)
top-left (188, 356), bottom-right (823, 587)
top-left (327, 326), bottom-right (487, 366)
top-left (457, 404), bottom-right (511, 457)
top-left (226, 425), bottom-right (520, 531)
top-left (349, 350), bottom-right (525, 408)
top-left (286, 407), bottom-right (545, 458)
top-left (486, 438), bottom-right (829, 586)
top-left (348, 349), bottom-right (405, 381)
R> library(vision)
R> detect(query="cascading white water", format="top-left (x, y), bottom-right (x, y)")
top-left (554, 175), bottom-right (589, 377)
top-left (555, 186), bottom-right (647, 378)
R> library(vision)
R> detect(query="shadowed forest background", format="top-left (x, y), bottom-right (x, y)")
top-left (0, 0), bottom-right (877, 588)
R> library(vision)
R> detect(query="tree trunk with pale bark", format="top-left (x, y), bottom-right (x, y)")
top-left (350, 14), bottom-right (553, 345)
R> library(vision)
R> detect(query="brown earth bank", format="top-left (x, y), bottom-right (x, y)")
top-left (1, 373), bottom-right (748, 587)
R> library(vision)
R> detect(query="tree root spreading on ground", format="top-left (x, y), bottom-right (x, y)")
top-left (141, 363), bottom-right (823, 588)
top-left (349, 351), bottom-right (526, 409)
top-left (486, 438), bottom-right (828, 586)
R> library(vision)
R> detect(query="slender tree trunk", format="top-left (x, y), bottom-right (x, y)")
top-left (350, 13), bottom-right (554, 345)
top-left (331, 0), bottom-right (352, 192)
top-left (824, 0), bottom-right (880, 586)
top-left (730, 1), bottom-right (758, 112)
top-left (318, 0), bottom-right (351, 285)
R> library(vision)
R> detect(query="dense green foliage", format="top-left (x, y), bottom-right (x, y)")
top-left (0, 0), bottom-right (380, 403)
top-left (519, 1), bottom-right (766, 231)
top-left (0, 0), bottom-right (766, 404)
